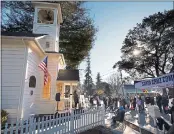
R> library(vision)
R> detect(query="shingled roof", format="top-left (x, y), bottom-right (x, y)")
top-left (57, 69), bottom-right (80, 81)
top-left (1, 31), bottom-right (46, 37)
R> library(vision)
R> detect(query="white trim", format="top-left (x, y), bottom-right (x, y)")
top-left (33, 39), bottom-right (45, 55)
top-left (37, 8), bottom-right (56, 25)
top-left (1, 36), bottom-right (45, 56)
top-left (2, 36), bottom-right (36, 40)
top-left (17, 39), bottom-right (28, 120)
top-left (57, 4), bottom-right (63, 24)
top-left (57, 81), bottom-right (79, 84)
top-left (32, 2), bottom-right (63, 24)
top-left (45, 52), bottom-right (66, 66)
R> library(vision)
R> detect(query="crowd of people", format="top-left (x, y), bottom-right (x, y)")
top-left (77, 92), bottom-right (174, 133)
top-left (89, 95), bottom-right (129, 110)
top-left (88, 93), bottom-right (174, 124)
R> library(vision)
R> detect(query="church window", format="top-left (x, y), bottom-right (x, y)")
top-left (29, 76), bottom-right (36, 88)
top-left (37, 9), bottom-right (54, 24)
top-left (42, 75), bottom-right (51, 99)
top-left (65, 85), bottom-right (70, 98)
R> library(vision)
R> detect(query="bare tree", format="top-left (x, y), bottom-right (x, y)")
top-left (107, 73), bottom-right (122, 97)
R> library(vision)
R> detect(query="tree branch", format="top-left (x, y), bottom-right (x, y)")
top-left (162, 49), bottom-right (168, 73)
top-left (135, 67), bottom-right (155, 77)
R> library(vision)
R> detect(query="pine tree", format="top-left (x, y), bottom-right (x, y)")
top-left (96, 72), bottom-right (102, 90)
top-left (84, 55), bottom-right (93, 95)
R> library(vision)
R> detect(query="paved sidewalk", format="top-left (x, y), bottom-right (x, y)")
top-left (105, 112), bottom-right (140, 134)
top-left (124, 108), bottom-right (171, 133)
top-left (111, 126), bottom-right (140, 134)
top-left (124, 126), bottom-right (139, 134)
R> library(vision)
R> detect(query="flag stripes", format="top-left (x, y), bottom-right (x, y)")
top-left (38, 56), bottom-right (49, 85)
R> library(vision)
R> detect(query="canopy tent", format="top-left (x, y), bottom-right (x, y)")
top-left (135, 72), bottom-right (174, 89)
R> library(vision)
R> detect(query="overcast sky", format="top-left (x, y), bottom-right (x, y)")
top-left (79, 2), bottom-right (173, 83)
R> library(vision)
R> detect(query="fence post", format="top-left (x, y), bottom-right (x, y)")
top-left (29, 117), bottom-right (33, 134)
top-left (4, 123), bottom-right (8, 134)
top-left (70, 109), bottom-right (74, 133)
top-left (10, 122), bottom-right (14, 134)
top-left (37, 117), bottom-right (41, 133)
top-left (20, 120), bottom-right (24, 134)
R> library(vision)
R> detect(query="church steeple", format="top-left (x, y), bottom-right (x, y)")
top-left (32, 2), bottom-right (63, 52)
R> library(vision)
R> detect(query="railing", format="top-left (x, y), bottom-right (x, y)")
top-left (1, 106), bottom-right (105, 134)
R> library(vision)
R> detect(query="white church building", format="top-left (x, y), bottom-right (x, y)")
top-left (2, 2), bottom-right (80, 123)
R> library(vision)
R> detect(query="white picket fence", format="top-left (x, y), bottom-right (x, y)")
top-left (1, 107), bottom-right (105, 134)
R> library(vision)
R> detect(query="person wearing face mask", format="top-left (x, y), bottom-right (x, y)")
top-left (162, 94), bottom-right (169, 114)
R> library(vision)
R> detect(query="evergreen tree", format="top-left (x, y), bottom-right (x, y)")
top-left (100, 82), bottom-right (112, 97)
top-left (96, 72), bottom-right (102, 89)
top-left (1, 1), bottom-right (97, 69)
top-left (84, 55), bottom-right (93, 95)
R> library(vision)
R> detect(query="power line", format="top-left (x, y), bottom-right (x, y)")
top-left (79, 68), bottom-right (119, 80)
top-left (100, 70), bottom-right (117, 78)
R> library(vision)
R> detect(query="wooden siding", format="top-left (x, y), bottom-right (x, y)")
top-left (22, 47), bottom-right (41, 120)
top-left (1, 39), bottom-right (27, 123)
top-left (34, 55), bottom-right (59, 114)
top-left (25, 51), bottom-right (62, 115)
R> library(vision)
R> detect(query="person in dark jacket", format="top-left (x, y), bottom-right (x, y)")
top-left (73, 90), bottom-right (79, 109)
top-left (162, 95), bottom-right (169, 114)
top-left (108, 97), bottom-right (112, 110)
top-left (145, 96), bottom-right (151, 105)
top-left (103, 97), bottom-right (107, 109)
top-left (150, 96), bottom-right (155, 105)
top-left (112, 105), bottom-right (125, 123)
top-left (96, 96), bottom-right (101, 107)
top-left (156, 93), bottom-right (162, 113)
top-left (90, 97), bottom-right (93, 106)
top-left (115, 98), bottom-right (118, 108)
top-left (133, 97), bottom-right (136, 110)
top-left (121, 97), bottom-right (126, 109)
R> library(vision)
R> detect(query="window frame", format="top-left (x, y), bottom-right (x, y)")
top-left (29, 76), bottom-right (36, 88)
top-left (64, 85), bottom-right (71, 99)
top-left (37, 8), bottom-right (55, 25)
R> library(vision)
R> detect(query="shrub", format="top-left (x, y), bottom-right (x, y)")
top-left (1, 109), bottom-right (8, 127)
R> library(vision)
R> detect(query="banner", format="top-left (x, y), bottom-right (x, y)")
top-left (135, 73), bottom-right (174, 89)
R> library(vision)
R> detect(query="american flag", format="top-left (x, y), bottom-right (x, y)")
top-left (38, 56), bottom-right (49, 85)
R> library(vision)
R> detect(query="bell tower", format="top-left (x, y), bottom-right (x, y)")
top-left (32, 2), bottom-right (63, 52)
